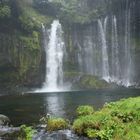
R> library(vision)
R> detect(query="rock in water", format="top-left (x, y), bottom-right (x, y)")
top-left (0, 114), bottom-right (10, 126)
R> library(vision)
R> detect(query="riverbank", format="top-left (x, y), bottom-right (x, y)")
top-left (0, 96), bottom-right (140, 140)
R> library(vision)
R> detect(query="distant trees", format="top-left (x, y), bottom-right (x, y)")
top-left (0, 0), bottom-right (11, 18)
top-left (32, 0), bottom-right (108, 24)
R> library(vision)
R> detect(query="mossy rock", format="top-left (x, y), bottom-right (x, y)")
top-left (47, 118), bottom-right (69, 132)
top-left (79, 75), bottom-right (110, 89)
top-left (76, 105), bottom-right (94, 117)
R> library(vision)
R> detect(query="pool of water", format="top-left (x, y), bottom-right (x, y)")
top-left (0, 88), bottom-right (140, 126)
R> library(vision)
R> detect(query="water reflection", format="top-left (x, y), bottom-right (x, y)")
top-left (44, 93), bottom-right (65, 117)
top-left (0, 89), bottom-right (139, 125)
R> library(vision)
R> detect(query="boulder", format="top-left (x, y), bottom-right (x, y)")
top-left (0, 114), bottom-right (10, 126)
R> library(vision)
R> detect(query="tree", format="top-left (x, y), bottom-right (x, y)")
top-left (0, 0), bottom-right (11, 18)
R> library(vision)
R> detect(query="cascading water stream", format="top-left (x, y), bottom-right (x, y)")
top-left (37, 6), bottom-right (134, 90)
top-left (75, 13), bottom-right (134, 87)
top-left (111, 16), bottom-right (121, 83)
top-left (122, 1), bottom-right (132, 87)
top-left (98, 18), bottom-right (110, 82)
top-left (36, 20), bottom-right (65, 92)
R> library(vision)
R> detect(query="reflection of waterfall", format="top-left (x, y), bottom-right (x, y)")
top-left (37, 20), bottom-right (65, 92)
top-left (44, 94), bottom-right (65, 117)
top-left (98, 18), bottom-right (110, 81)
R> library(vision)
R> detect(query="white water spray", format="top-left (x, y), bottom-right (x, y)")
top-left (122, 3), bottom-right (132, 87)
top-left (98, 18), bottom-right (110, 81)
top-left (37, 20), bottom-right (65, 92)
top-left (110, 16), bottom-right (120, 83)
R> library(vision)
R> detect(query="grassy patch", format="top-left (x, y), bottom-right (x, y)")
top-left (72, 97), bottom-right (140, 140)
top-left (76, 105), bottom-right (94, 116)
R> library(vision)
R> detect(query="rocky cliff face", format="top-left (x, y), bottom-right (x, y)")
top-left (0, 31), bottom-right (45, 92)
top-left (0, 0), bottom-right (48, 92)
top-left (62, 0), bottom-right (140, 86)
top-left (0, 0), bottom-right (140, 92)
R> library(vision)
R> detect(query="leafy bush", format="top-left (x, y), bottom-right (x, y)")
top-left (19, 125), bottom-right (36, 140)
top-left (0, 5), bottom-right (11, 18)
top-left (72, 97), bottom-right (140, 140)
top-left (86, 129), bottom-right (98, 138)
top-left (111, 111), bottom-right (135, 123)
top-left (19, 5), bottom-right (51, 32)
top-left (72, 113), bottom-right (108, 135)
top-left (76, 105), bottom-right (94, 116)
top-left (47, 118), bottom-right (68, 132)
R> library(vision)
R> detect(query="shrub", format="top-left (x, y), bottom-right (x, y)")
top-left (47, 118), bottom-right (68, 132)
top-left (0, 5), bottom-right (11, 18)
top-left (73, 97), bottom-right (140, 139)
top-left (72, 114), bottom-right (103, 135)
top-left (19, 125), bottom-right (36, 140)
top-left (76, 105), bottom-right (94, 116)
top-left (86, 129), bottom-right (98, 138)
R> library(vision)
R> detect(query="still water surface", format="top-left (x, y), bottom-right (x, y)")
top-left (0, 88), bottom-right (140, 126)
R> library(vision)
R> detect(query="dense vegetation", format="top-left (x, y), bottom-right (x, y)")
top-left (72, 97), bottom-right (140, 139)
top-left (38, 97), bottom-right (140, 140)
top-left (11, 97), bottom-right (140, 140)
top-left (33, 0), bottom-right (108, 24)
top-left (0, 0), bottom-right (113, 91)
top-left (0, 0), bottom-right (52, 91)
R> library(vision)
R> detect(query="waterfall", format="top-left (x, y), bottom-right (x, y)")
top-left (71, 11), bottom-right (134, 87)
top-left (122, 2), bottom-right (132, 86)
top-left (98, 18), bottom-right (110, 81)
top-left (76, 26), bottom-right (98, 76)
top-left (75, 14), bottom-right (134, 87)
top-left (111, 16), bottom-right (120, 83)
top-left (37, 20), bottom-right (65, 92)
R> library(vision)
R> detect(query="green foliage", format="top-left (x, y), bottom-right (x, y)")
top-left (111, 110), bottom-right (136, 123)
top-left (72, 114), bottom-right (107, 135)
top-left (19, 8), bottom-right (46, 32)
top-left (72, 97), bottom-right (140, 140)
top-left (17, 31), bottom-right (41, 78)
top-left (19, 31), bottom-right (40, 51)
top-left (47, 118), bottom-right (69, 132)
top-left (76, 105), bottom-right (94, 116)
top-left (33, 0), bottom-right (107, 24)
top-left (19, 125), bottom-right (36, 140)
top-left (0, 5), bottom-right (11, 18)
top-left (86, 129), bottom-right (98, 138)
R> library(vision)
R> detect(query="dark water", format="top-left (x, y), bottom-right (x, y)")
top-left (0, 88), bottom-right (140, 126)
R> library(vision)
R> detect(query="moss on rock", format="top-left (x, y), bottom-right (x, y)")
top-left (76, 105), bottom-right (94, 117)
top-left (47, 118), bottom-right (69, 132)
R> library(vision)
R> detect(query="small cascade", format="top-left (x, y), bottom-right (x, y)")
top-left (75, 14), bottom-right (134, 87)
top-left (83, 35), bottom-right (94, 75)
top-left (110, 16), bottom-right (120, 83)
top-left (122, 2), bottom-right (132, 86)
top-left (37, 20), bottom-right (65, 92)
top-left (98, 18), bottom-right (110, 81)
top-left (76, 27), bottom-right (99, 76)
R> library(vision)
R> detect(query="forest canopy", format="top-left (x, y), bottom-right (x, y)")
top-left (33, 0), bottom-right (107, 24)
